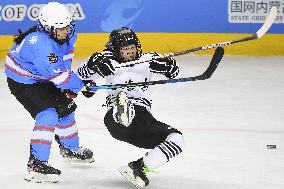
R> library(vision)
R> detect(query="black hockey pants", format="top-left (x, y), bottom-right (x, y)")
top-left (104, 105), bottom-right (182, 149)
top-left (7, 77), bottom-right (76, 118)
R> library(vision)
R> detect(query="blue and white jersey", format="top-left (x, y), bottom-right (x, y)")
top-left (5, 31), bottom-right (83, 93)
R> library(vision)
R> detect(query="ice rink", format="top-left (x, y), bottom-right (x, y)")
top-left (0, 55), bottom-right (284, 189)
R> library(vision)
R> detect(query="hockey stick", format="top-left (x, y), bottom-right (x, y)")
top-left (115, 6), bottom-right (277, 69)
top-left (86, 47), bottom-right (224, 91)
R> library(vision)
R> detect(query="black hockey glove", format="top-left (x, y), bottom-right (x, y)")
top-left (81, 80), bottom-right (96, 98)
top-left (56, 91), bottom-right (77, 118)
top-left (87, 52), bottom-right (115, 78)
top-left (149, 56), bottom-right (179, 79)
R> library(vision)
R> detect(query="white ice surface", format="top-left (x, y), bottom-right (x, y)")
top-left (0, 55), bottom-right (284, 189)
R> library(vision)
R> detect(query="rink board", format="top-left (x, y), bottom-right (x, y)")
top-left (0, 33), bottom-right (284, 63)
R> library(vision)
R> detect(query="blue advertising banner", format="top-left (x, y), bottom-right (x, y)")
top-left (0, 0), bottom-right (283, 35)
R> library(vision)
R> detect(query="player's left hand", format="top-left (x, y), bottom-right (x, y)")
top-left (149, 55), bottom-right (179, 78)
top-left (64, 89), bottom-right (78, 99)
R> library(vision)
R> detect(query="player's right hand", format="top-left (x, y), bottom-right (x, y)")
top-left (87, 51), bottom-right (115, 78)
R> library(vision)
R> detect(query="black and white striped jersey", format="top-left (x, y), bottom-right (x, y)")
top-left (77, 52), bottom-right (172, 110)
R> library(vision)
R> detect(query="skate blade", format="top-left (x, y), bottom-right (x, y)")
top-left (24, 171), bottom-right (60, 183)
top-left (64, 157), bottom-right (95, 164)
top-left (118, 165), bottom-right (146, 187)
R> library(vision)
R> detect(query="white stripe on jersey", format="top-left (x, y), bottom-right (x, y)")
top-left (49, 69), bottom-right (71, 85)
top-left (6, 55), bottom-right (46, 80)
top-left (63, 52), bottom-right (74, 61)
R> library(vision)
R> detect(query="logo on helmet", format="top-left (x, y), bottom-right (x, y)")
top-left (48, 53), bottom-right (58, 63)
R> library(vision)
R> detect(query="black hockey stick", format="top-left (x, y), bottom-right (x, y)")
top-left (86, 47), bottom-right (224, 91)
top-left (115, 6), bottom-right (277, 69)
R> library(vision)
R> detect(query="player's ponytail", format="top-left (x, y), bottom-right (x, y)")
top-left (14, 26), bottom-right (37, 45)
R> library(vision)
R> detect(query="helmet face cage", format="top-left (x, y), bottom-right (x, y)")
top-left (106, 27), bottom-right (142, 62)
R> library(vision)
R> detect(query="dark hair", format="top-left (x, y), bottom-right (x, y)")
top-left (14, 25), bottom-right (37, 44)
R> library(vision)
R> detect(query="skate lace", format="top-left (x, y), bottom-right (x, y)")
top-left (42, 161), bottom-right (56, 169)
top-left (29, 160), bottom-right (56, 173)
top-left (72, 147), bottom-right (86, 155)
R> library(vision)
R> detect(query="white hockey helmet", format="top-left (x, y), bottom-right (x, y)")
top-left (38, 2), bottom-right (72, 30)
top-left (38, 2), bottom-right (75, 44)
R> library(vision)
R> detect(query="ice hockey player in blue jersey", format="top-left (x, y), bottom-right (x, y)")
top-left (4, 2), bottom-right (94, 183)
top-left (77, 27), bottom-right (185, 187)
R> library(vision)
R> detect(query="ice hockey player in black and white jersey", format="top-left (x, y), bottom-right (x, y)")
top-left (77, 27), bottom-right (185, 187)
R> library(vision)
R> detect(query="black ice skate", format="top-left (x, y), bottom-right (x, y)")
top-left (115, 91), bottom-right (130, 126)
top-left (24, 155), bottom-right (61, 183)
top-left (118, 158), bottom-right (149, 187)
top-left (55, 134), bottom-right (94, 163)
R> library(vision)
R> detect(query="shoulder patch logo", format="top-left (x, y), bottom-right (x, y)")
top-left (48, 53), bottom-right (58, 63)
top-left (29, 36), bottom-right (37, 44)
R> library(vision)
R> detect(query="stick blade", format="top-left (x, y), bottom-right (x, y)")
top-left (201, 47), bottom-right (224, 79)
top-left (256, 6), bottom-right (278, 38)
